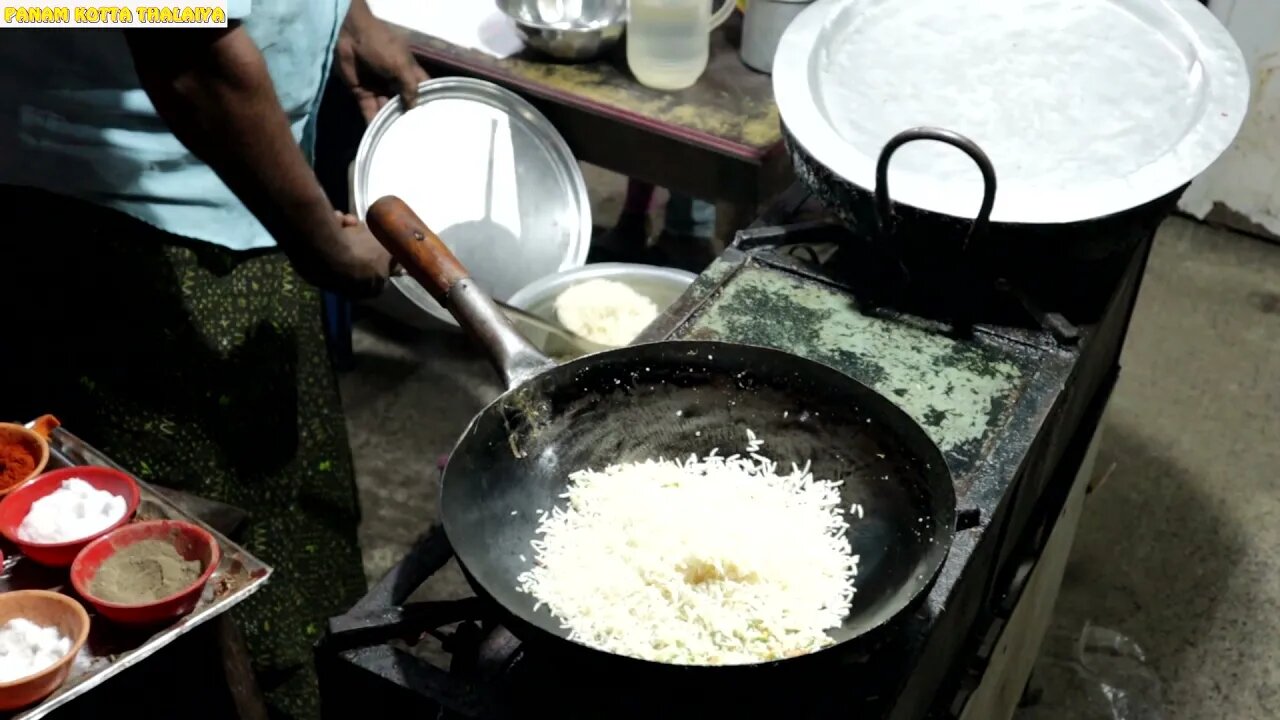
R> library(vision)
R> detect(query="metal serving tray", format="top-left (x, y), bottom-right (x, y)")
top-left (1, 426), bottom-right (272, 719)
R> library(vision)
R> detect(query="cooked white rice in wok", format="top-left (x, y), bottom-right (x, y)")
top-left (516, 431), bottom-right (861, 665)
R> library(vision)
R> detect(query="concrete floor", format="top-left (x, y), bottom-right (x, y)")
top-left (1043, 218), bottom-right (1280, 719)
top-left (340, 168), bottom-right (1280, 718)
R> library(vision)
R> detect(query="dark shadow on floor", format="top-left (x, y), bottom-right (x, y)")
top-left (1045, 417), bottom-right (1248, 715)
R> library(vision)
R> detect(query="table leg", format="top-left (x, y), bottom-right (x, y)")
top-left (323, 291), bottom-right (355, 373)
top-left (217, 616), bottom-right (270, 720)
top-left (152, 487), bottom-right (268, 717)
top-left (714, 201), bottom-right (759, 253)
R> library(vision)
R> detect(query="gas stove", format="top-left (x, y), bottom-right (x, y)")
top-left (318, 184), bottom-right (1152, 719)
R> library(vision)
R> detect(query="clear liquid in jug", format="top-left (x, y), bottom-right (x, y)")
top-left (627, 0), bottom-right (712, 91)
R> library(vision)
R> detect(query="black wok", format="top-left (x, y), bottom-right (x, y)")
top-left (367, 196), bottom-right (957, 675)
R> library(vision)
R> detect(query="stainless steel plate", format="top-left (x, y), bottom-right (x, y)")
top-left (774, 0), bottom-right (1250, 224)
top-left (354, 77), bottom-right (592, 326)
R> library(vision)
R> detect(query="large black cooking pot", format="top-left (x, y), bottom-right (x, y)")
top-left (785, 125), bottom-right (1184, 323)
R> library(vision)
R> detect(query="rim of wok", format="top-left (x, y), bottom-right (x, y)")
top-left (439, 339), bottom-right (958, 670)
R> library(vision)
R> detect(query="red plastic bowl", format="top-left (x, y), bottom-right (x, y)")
top-left (0, 466), bottom-right (140, 567)
top-left (70, 520), bottom-right (220, 626)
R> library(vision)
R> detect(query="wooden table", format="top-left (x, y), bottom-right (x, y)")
top-left (402, 17), bottom-right (793, 245)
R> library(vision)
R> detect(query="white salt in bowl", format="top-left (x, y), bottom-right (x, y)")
top-left (0, 590), bottom-right (90, 710)
top-left (0, 466), bottom-right (140, 567)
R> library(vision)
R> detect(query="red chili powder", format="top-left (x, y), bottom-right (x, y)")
top-left (0, 443), bottom-right (36, 488)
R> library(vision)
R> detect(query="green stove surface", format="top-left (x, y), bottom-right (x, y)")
top-left (643, 254), bottom-right (1061, 476)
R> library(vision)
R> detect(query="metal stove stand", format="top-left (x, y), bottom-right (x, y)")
top-left (317, 523), bottom-right (924, 719)
top-left (318, 185), bottom-right (1156, 719)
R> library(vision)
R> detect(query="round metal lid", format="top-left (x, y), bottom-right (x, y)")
top-left (774, 0), bottom-right (1250, 224)
top-left (354, 77), bottom-right (592, 326)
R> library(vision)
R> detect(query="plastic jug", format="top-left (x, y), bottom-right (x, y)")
top-left (627, 0), bottom-right (736, 91)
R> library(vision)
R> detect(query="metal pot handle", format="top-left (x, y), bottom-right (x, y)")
top-left (874, 127), bottom-right (997, 249)
top-left (366, 196), bottom-right (555, 389)
top-left (710, 0), bottom-right (737, 30)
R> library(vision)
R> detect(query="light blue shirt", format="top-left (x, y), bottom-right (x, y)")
top-left (0, 0), bottom-right (351, 251)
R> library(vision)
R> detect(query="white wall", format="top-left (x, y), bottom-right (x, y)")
top-left (1178, 0), bottom-right (1280, 239)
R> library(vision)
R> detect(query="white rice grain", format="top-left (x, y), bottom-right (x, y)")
top-left (516, 433), bottom-right (859, 665)
top-left (553, 279), bottom-right (659, 347)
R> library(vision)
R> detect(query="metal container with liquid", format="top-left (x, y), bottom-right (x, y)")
top-left (739, 0), bottom-right (812, 74)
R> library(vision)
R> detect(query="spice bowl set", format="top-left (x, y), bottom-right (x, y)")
top-left (0, 419), bottom-right (271, 717)
top-left (0, 458), bottom-right (219, 709)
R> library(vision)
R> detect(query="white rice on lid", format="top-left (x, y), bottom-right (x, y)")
top-left (552, 278), bottom-right (660, 348)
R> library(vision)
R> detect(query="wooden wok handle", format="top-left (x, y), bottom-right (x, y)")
top-left (365, 195), bottom-right (556, 389)
top-left (366, 196), bottom-right (467, 304)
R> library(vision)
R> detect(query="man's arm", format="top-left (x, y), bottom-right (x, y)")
top-left (125, 25), bottom-right (389, 297)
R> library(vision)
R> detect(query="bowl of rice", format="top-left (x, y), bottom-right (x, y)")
top-left (506, 263), bottom-right (697, 358)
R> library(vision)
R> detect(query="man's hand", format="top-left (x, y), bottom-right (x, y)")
top-left (337, 0), bottom-right (430, 122)
top-left (332, 218), bottom-right (396, 299)
top-left (287, 211), bottom-right (394, 299)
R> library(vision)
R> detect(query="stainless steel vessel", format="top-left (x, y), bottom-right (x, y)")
top-left (506, 262), bottom-right (697, 358)
top-left (496, 0), bottom-right (627, 61)
top-left (740, 0), bottom-right (812, 74)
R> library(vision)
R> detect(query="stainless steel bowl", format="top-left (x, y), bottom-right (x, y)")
top-left (506, 263), bottom-right (697, 357)
top-left (497, 0), bottom-right (627, 61)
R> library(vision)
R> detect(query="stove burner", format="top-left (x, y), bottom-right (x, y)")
top-left (473, 626), bottom-right (522, 680)
top-left (319, 526), bottom-right (900, 720)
